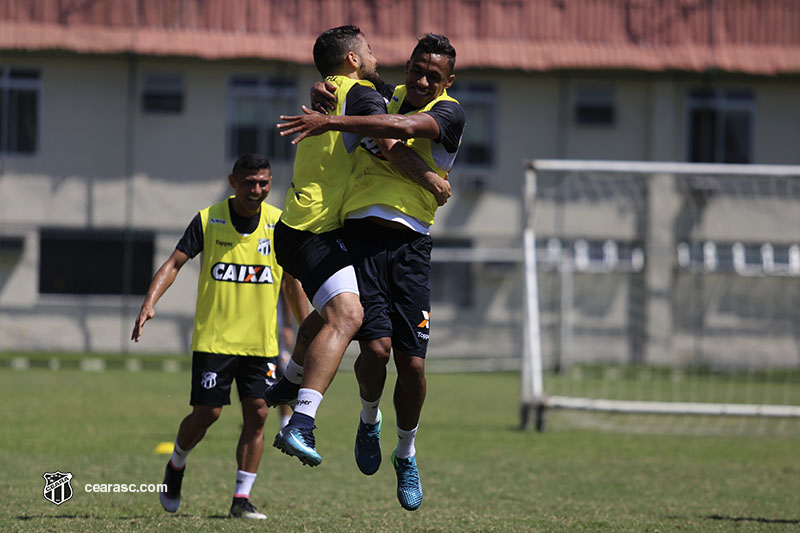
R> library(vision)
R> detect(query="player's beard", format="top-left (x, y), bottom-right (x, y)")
top-left (361, 66), bottom-right (384, 87)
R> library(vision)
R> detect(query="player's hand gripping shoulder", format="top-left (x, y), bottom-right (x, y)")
top-left (311, 80), bottom-right (337, 113)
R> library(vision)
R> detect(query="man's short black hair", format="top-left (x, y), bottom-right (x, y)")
top-left (313, 25), bottom-right (364, 77)
top-left (231, 153), bottom-right (270, 179)
top-left (411, 33), bottom-right (456, 73)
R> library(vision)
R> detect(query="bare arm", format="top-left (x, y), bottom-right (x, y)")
top-left (375, 138), bottom-right (451, 206)
top-left (278, 105), bottom-right (441, 145)
top-left (131, 248), bottom-right (190, 342)
top-left (281, 272), bottom-right (310, 325)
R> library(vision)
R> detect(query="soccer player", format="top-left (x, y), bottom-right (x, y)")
top-left (275, 34), bottom-right (466, 511)
top-left (268, 25), bottom-right (450, 469)
top-left (131, 153), bottom-right (308, 519)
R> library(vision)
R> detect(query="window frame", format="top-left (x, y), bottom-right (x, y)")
top-left (446, 82), bottom-right (496, 169)
top-left (141, 72), bottom-right (185, 114)
top-left (38, 228), bottom-right (155, 296)
top-left (226, 75), bottom-right (297, 162)
top-left (0, 66), bottom-right (42, 156)
top-left (686, 87), bottom-right (755, 164)
top-left (573, 85), bottom-right (616, 127)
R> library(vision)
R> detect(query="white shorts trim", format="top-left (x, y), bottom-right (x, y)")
top-left (311, 265), bottom-right (359, 311)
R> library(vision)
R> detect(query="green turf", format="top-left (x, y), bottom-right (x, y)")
top-left (0, 365), bottom-right (798, 532)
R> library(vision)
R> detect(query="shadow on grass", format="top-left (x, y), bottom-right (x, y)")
top-left (706, 514), bottom-right (799, 525)
top-left (16, 514), bottom-right (179, 520)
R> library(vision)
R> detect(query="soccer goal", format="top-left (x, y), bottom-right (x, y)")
top-left (521, 159), bottom-right (800, 432)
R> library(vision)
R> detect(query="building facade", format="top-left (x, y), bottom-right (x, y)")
top-left (1, 0), bottom-right (798, 361)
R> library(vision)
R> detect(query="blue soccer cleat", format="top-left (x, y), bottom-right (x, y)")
top-left (273, 425), bottom-right (321, 466)
top-left (354, 411), bottom-right (382, 475)
top-left (391, 449), bottom-right (423, 511)
top-left (264, 377), bottom-right (300, 408)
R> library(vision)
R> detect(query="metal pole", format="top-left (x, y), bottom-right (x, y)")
top-left (521, 164), bottom-right (545, 430)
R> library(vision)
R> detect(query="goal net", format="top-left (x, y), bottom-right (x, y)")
top-left (521, 160), bottom-right (800, 434)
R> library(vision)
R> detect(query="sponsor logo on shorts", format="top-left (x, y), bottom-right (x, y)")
top-left (43, 471), bottom-right (73, 506)
top-left (200, 371), bottom-right (217, 389)
top-left (211, 262), bottom-right (274, 284)
top-left (209, 217), bottom-right (226, 225)
top-left (417, 310), bottom-right (430, 329)
top-left (266, 362), bottom-right (277, 381)
top-left (216, 239), bottom-right (234, 247)
top-left (336, 238), bottom-right (348, 252)
top-left (417, 331), bottom-right (430, 341)
top-left (257, 238), bottom-right (271, 256)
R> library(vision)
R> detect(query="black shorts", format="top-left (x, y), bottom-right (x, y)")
top-left (344, 219), bottom-right (432, 358)
top-left (274, 219), bottom-right (353, 303)
top-left (190, 352), bottom-right (279, 407)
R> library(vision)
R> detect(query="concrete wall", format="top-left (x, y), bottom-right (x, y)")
top-left (1, 51), bottom-right (799, 363)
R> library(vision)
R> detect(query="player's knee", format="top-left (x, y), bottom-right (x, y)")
top-left (243, 399), bottom-right (268, 426)
top-left (365, 339), bottom-right (392, 362)
top-left (396, 354), bottom-right (425, 383)
top-left (331, 299), bottom-right (364, 336)
top-left (192, 406), bottom-right (222, 427)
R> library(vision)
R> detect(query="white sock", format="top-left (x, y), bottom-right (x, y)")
top-left (396, 426), bottom-right (418, 459)
top-left (294, 388), bottom-right (323, 419)
top-left (285, 358), bottom-right (304, 384)
top-left (360, 397), bottom-right (381, 425)
top-left (234, 470), bottom-right (257, 499)
top-left (169, 440), bottom-right (191, 469)
top-left (280, 414), bottom-right (291, 428)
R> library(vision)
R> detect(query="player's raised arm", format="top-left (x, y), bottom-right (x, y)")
top-left (278, 106), bottom-right (440, 145)
top-left (131, 248), bottom-right (190, 342)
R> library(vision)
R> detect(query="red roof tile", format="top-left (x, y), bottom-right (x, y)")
top-left (1, 0), bottom-right (799, 74)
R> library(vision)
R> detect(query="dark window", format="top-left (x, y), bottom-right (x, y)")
top-left (39, 229), bottom-right (155, 295)
top-left (430, 238), bottom-right (473, 307)
top-left (141, 73), bottom-right (184, 113)
top-left (574, 86), bottom-right (615, 126)
top-left (1, 67), bottom-right (40, 154)
top-left (228, 76), bottom-right (297, 161)
top-left (688, 89), bottom-right (753, 164)
top-left (447, 83), bottom-right (495, 167)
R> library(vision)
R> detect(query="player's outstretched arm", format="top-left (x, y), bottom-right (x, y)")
top-left (131, 249), bottom-right (189, 342)
top-left (376, 138), bottom-right (451, 206)
top-left (278, 106), bottom-right (441, 146)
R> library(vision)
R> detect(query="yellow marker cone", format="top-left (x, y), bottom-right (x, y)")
top-left (154, 441), bottom-right (174, 455)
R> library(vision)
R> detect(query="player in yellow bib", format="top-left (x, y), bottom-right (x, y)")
top-left (274, 34), bottom-right (465, 511)
top-left (131, 154), bottom-right (308, 519)
top-left (269, 25), bottom-right (450, 469)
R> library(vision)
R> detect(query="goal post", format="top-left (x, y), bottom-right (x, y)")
top-left (521, 159), bottom-right (800, 431)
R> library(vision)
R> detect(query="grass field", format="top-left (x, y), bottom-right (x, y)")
top-left (1, 358), bottom-right (798, 532)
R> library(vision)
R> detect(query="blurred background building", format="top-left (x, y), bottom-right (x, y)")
top-left (1, 0), bottom-right (798, 365)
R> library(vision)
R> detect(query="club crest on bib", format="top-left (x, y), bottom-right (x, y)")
top-left (43, 471), bottom-right (73, 506)
top-left (258, 238), bottom-right (271, 256)
top-left (201, 371), bottom-right (217, 390)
